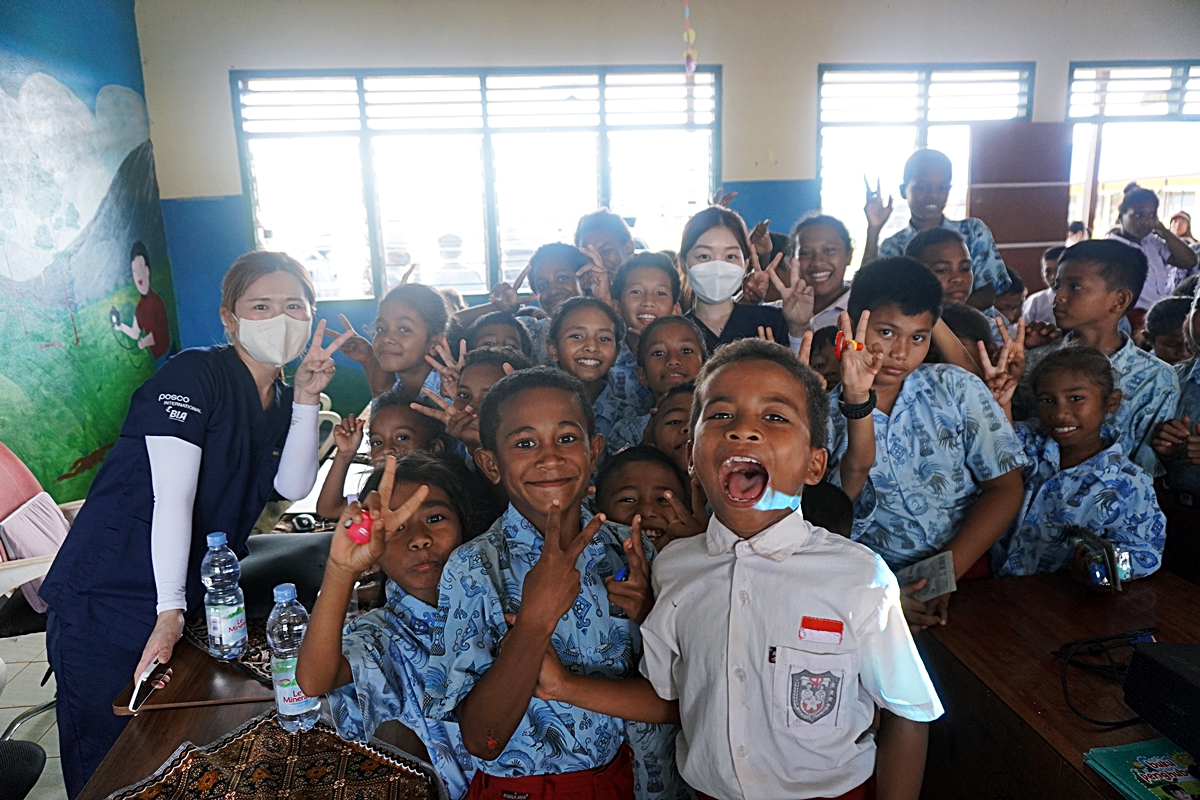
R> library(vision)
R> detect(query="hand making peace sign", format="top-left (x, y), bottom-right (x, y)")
top-left (836, 310), bottom-right (883, 403)
top-left (329, 456), bottom-right (430, 578)
top-left (295, 319), bottom-right (355, 405)
top-left (521, 501), bottom-right (607, 632)
top-left (769, 256), bottom-right (816, 338)
top-left (603, 516), bottom-right (654, 624)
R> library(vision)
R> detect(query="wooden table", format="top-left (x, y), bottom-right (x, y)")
top-left (79, 639), bottom-right (274, 799)
top-left (78, 699), bottom-right (273, 800)
top-left (919, 571), bottom-right (1200, 800)
top-left (111, 638), bottom-right (273, 715)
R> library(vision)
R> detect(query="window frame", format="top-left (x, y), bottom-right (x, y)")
top-left (815, 61), bottom-right (1036, 203)
top-left (230, 65), bottom-right (723, 300)
top-left (1065, 59), bottom-right (1200, 233)
top-left (1067, 59), bottom-right (1200, 122)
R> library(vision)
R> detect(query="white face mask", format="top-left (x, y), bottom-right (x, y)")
top-left (687, 262), bottom-right (745, 304)
top-left (235, 314), bottom-right (311, 367)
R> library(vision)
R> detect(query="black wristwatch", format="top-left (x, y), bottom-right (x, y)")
top-left (839, 389), bottom-right (877, 419)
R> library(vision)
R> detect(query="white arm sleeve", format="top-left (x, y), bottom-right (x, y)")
top-left (788, 334), bottom-right (805, 354)
top-left (273, 402), bottom-right (320, 501)
top-left (146, 435), bottom-right (203, 615)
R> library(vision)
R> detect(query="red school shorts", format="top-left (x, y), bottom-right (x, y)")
top-left (465, 744), bottom-right (634, 800)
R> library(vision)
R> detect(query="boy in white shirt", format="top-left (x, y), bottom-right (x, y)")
top-left (638, 338), bottom-right (943, 800)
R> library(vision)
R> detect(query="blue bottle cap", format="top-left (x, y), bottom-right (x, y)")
top-left (274, 583), bottom-right (297, 603)
top-left (206, 532), bottom-right (227, 548)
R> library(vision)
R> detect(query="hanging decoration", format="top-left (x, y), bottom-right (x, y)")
top-left (683, 0), bottom-right (697, 75)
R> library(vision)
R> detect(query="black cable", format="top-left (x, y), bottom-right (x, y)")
top-left (1051, 627), bottom-right (1158, 728)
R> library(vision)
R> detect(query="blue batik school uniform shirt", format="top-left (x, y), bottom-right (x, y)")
top-left (880, 217), bottom-right (1011, 297)
top-left (593, 374), bottom-right (642, 449)
top-left (826, 363), bottom-right (1028, 572)
top-left (424, 505), bottom-right (685, 800)
top-left (1023, 333), bottom-right (1180, 477)
top-left (1166, 358), bottom-right (1200, 494)
top-left (386, 368), bottom-right (442, 402)
top-left (609, 342), bottom-right (654, 415)
top-left (992, 425), bottom-right (1165, 579)
top-left (328, 581), bottom-right (475, 799)
top-left (516, 315), bottom-right (554, 366)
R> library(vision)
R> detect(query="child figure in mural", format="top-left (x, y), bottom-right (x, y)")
top-left (112, 241), bottom-right (170, 359)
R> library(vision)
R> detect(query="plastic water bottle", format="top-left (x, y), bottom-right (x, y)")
top-left (201, 532), bottom-right (247, 659)
top-left (266, 583), bottom-right (320, 732)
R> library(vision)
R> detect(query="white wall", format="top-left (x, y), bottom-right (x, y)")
top-left (135, 0), bottom-right (1200, 200)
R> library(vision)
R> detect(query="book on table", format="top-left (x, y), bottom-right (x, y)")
top-left (1084, 738), bottom-right (1198, 799)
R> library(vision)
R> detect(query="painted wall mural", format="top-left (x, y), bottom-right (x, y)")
top-left (0, 0), bottom-right (178, 502)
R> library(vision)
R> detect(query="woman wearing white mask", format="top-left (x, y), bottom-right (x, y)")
top-left (41, 252), bottom-right (352, 798)
top-left (681, 206), bottom-right (813, 353)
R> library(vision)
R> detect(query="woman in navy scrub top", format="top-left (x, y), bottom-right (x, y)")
top-left (680, 205), bottom-right (812, 352)
top-left (40, 252), bottom-right (353, 797)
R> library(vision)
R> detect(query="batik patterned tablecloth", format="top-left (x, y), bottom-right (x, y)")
top-left (104, 711), bottom-right (443, 800)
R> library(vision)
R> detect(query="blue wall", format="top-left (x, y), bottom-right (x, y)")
top-left (161, 194), bottom-right (378, 412)
top-left (721, 179), bottom-right (821, 232)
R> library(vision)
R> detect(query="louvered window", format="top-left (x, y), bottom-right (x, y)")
top-left (816, 64), bottom-right (1034, 272)
top-left (233, 67), bottom-right (720, 299)
top-left (1065, 62), bottom-right (1200, 236)
top-left (1069, 62), bottom-right (1200, 120)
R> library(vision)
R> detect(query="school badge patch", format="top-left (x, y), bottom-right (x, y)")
top-left (791, 669), bottom-right (841, 724)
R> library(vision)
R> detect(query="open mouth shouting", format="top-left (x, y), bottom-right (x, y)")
top-left (720, 455), bottom-right (769, 504)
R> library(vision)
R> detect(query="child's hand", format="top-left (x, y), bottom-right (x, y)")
top-left (863, 176), bottom-right (894, 231)
top-left (1152, 417), bottom-right (1190, 458)
top-left (603, 516), bottom-right (654, 624)
top-left (333, 415), bottom-right (365, 459)
top-left (426, 337), bottom-right (466, 402)
top-left (770, 257), bottom-right (816, 337)
top-left (710, 187), bottom-right (737, 208)
top-left (533, 641), bottom-right (573, 702)
top-left (327, 314), bottom-right (376, 366)
top-left (1184, 423), bottom-right (1200, 465)
top-left (900, 579), bottom-right (949, 631)
top-left (521, 501), bottom-right (604, 633)
top-left (412, 388), bottom-right (482, 453)
top-left (978, 337), bottom-right (1018, 413)
top-left (488, 264), bottom-right (531, 314)
top-left (995, 316), bottom-right (1026, 380)
top-left (329, 501), bottom-right (385, 578)
top-left (795, 328), bottom-right (814, 366)
top-left (837, 310), bottom-right (883, 403)
top-left (742, 250), bottom-right (775, 304)
top-left (755, 325), bottom-right (776, 343)
top-left (1024, 320), bottom-right (1062, 350)
top-left (361, 455), bottom-right (430, 539)
top-left (748, 220), bottom-right (773, 264)
top-left (577, 248), bottom-right (614, 306)
top-left (498, 612), bottom-right (575, 702)
top-left (659, 480), bottom-right (709, 546)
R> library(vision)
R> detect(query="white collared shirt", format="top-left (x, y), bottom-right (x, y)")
top-left (809, 287), bottom-right (852, 333)
top-left (640, 512), bottom-right (943, 800)
top-left (763, 287), bottom-right (851, 334)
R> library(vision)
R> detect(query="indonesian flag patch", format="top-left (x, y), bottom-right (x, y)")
top-left (799, 616), bottom-right (844, 645)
